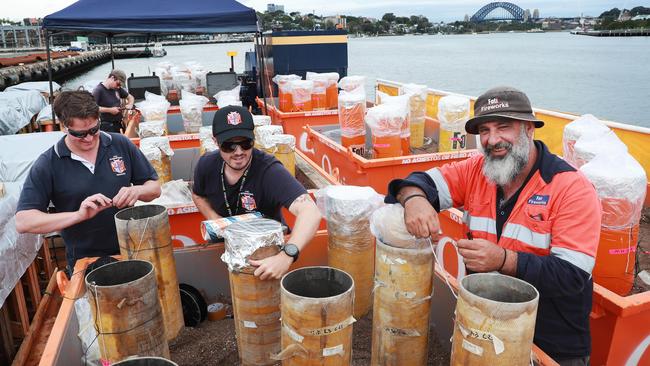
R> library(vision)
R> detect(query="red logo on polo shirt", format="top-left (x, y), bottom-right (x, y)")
top-left (226, 111), bottom-right (242, 126)
top-left (110, 156), bottom-right (126, 176)
top-left (240, 192), bottom-right (257, 211)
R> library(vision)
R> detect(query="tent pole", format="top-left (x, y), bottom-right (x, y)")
top-left (109, 36), bottom-right (115, 69)
top-left (256, 32), bottom-right (268, 115)
top-left (45, 30), bottom-right (56, 127)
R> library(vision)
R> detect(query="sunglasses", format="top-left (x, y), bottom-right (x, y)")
top-left (68, 123), bottom-right (100, 138)
top-left (220, 138), bottom-right (254, 153)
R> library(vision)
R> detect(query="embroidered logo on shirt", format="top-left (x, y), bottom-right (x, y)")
top-left (227, 111), bottom-right (242, 126)
top-left (240, 192), bottom-right (257, 211)
top-left (527, 194), bottom-right (549, 206)
top-left (109, 156), bottom-right (126, 176)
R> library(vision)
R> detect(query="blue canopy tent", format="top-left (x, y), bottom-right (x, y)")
top-left (40, 0), bottom-right (262, 121)
top-left (42, 0), bottom-right (258, 34)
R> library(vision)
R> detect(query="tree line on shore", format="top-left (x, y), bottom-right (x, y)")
top-left (257, 6), bottom-right (650, 34)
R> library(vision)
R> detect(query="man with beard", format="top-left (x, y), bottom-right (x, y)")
top-left (385, 86), bottom-right (600, 365)
top-left (192, 105), bottom-right (321, 280)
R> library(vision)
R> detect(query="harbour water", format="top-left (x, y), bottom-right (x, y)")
top-left (62, 32), bottom-right (650, 127)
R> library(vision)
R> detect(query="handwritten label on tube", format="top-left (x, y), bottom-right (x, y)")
top-left (323, 344), bottom-right (344, 357)
top-left (458, 322), bottom-right (505, 355)
top-left (462, 339), bottom-right (484, 356)
top-left (283, 323), bottom-right (304, 343)
top-left (306, 316), bottom-right (356, 337)
top-left (384, 327), bottom-right (421, 337)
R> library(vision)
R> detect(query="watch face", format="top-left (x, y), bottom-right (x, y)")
top-left (284, 244), bottom-right (299, 257)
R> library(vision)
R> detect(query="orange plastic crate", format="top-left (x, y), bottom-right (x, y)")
top-left (256, 97), bottom-right (339, 157)
top-left (303, 124), bottom-right (479, 195)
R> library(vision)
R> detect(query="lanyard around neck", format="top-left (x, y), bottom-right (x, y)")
top-left (221, 160), bottom-right (251, 216)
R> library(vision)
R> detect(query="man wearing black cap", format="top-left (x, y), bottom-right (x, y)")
top-left (92, 69), bottom-right (135, 133)
top-left (192, 105), bottom-right (322, 280)
top-left (385, 87), bottom-right (600, 365)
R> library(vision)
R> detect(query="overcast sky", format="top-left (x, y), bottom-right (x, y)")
top-left (3, 0), bottom-right (639, 22)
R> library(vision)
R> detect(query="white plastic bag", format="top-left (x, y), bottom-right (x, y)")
top-left (562, 114), bottom-right (610, 167)
top-left (580, 152), bottom-right (647, 229)
top-left (179, 91), bottom-right (209, 133)
top-left (369, 204), bottom-right (426, 249)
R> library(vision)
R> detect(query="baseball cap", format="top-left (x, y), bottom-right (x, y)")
top-left (465, 86), bottom-right (544, 134)
top-left (212, 105), bottom-right (255, 145)
top-left (109, 69), bottom-right (127, 85)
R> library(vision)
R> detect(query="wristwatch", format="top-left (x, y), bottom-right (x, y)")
top-left (281, 243), bottom-right (300, 262)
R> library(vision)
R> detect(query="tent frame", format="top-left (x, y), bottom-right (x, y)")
top-left (42, 8), bottom-right (265, 126)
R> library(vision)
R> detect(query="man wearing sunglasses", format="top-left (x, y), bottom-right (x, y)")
top-left (92, 69), bottom-right (135, 133)
top-left (192, 105), bottom-right (321, 280)
top-left (15, 91), bottom-right (161, 273)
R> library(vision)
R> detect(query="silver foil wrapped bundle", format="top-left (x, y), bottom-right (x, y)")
top-left (221, 218), bottom-right (284, 272)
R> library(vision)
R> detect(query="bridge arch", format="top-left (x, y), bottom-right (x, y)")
top-left (470, 2), bottom-right (525, 22)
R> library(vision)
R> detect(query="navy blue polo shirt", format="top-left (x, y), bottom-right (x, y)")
top-left (92, 83), bottom-right (129, 123)
top-left (193, 149), bottom-right (306, 225)
top-left (17, 132), bottom-right (158, 268)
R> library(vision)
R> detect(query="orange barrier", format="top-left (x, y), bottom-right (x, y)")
top-left (131, 133), bottom-right (200, 149)
top-left (304, 124), bottom-right (479, 195)
top-left (167, 103), bottom-right (218, 114)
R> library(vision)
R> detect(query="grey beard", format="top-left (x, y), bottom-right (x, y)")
top-left (481, 128), bottom-right (530, 186)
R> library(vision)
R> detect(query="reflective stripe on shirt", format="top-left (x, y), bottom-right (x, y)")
top-left (502, 222), bottom-right (551, 250)
top-left (551, 247), bottom-right (596, 274)
top-left (467, 215), bottom-right (497, 235)
top-left (426, 168), bottom-right (453, 209)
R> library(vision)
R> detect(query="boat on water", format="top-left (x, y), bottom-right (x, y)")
top-left (1, 1), bottom-right (649, 366)
top-left (151, 43), bottom-right (167, 58)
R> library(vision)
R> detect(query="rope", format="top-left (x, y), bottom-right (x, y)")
top-left (125, 216), bottom-right (151, 259)
top-left (427, 238), bottom-right (458, 299)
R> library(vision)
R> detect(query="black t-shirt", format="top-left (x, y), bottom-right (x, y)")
top-left (192, 149), bottom-right (306, 225)
top-left (16, 132), bottom-right (158, 268)
top-left (92, 83), bottom-right (129, 123)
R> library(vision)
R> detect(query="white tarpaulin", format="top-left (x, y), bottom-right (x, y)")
top-left (0, 90), bottom-right (48, 135)
top-left (0, 182), bottom-right (42, 307)
top-left (5, 81), bottom-right (62, 94)
top-left (0, 131), bottom-right (63, 307)
top-left (0, 132), bottom-right (64, 182)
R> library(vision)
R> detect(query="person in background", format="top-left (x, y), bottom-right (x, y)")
top-left (192, 105), bottom-right (321, 280)
top-left (92, 69), bottom-right (135, 133)
top-left (385, 86), bottom-right (600, 366)
top-left (15, 91), bottom-right (160, 274)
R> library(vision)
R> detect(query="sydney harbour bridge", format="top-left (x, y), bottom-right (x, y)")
top-left (470, 2), bottom-right (536, 22)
